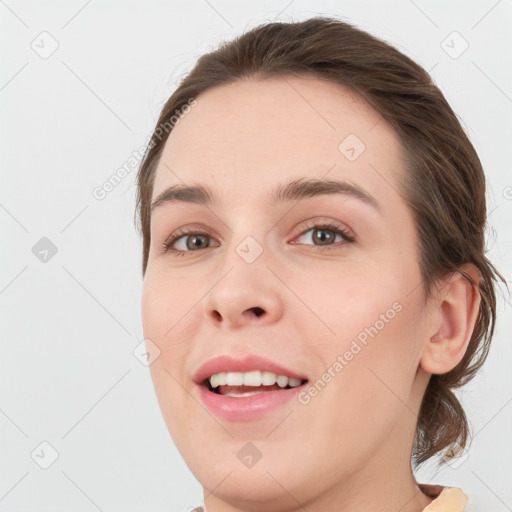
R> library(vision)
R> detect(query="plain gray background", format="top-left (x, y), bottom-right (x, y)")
top-left (1, 1), bottom-right (511, 511)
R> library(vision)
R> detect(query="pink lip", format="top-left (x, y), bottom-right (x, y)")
top-left (192, 354), bottom-right (309, 421)
top-left (195, 383), bottom-right (306, 421)
top-left (192, 354), bottom-right (308, 385)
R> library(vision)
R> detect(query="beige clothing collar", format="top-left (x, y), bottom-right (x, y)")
top-left (420, 483), bottom-right (469, 511)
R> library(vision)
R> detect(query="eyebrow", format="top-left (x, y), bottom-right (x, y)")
top-left (150, 177), bottom-right (380, 213)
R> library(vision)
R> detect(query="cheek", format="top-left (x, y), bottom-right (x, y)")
top-left (141, 271), bottom-right (167, 338)
top-left (142, 278), bottom-right (198, 437)
top-left (141, 275), bottom-right (194, 401)
top-left (339, 288), bottom-right (425, 402)
top-left (297, 262), bottom-right (425, 396)
top-left (306, 295), bottom-right (425, 460)
top-left (289, 264), bottom-right (401, 341)
top-left (141, 269), bottom-right (194, 340)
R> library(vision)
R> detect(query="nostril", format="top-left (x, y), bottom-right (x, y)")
top-left (251, 307), bottom-right (265, 317)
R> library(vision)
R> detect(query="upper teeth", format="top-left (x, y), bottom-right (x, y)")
top-left (208, 371), bottom-right (303, 388)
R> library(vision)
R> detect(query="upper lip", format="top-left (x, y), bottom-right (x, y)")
top-left (192, 354), bottom-right (309, 385)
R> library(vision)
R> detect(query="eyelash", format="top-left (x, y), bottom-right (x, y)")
top-left (160, 221), bottom-right (355, 256)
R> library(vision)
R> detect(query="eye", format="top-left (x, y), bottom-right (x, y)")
top-left (161, 228), bottom-right (219, 255)
top-left (292, 221), bottom-right (354, 249)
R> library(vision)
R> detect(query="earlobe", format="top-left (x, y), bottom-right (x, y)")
top-left (420, 264), bottom-right (481, 375)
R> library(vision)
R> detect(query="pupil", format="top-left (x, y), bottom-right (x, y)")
top-left (314, 228), bottom-right (334, 245)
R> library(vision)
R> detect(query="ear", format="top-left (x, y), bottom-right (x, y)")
top-left (420, 263), bottom-right (481, 375)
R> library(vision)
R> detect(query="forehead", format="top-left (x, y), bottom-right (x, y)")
top-left (151, 76), bottom-right (405, 209)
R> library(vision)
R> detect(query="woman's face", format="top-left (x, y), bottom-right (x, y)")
top-left (142, 77), bottom-right (433, 508)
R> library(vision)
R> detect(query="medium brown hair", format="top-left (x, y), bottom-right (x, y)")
top-left (135, 16), bottom-right (504, 468)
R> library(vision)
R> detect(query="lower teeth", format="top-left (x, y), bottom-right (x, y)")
top-left (223, 391), bottom-right (265, 397)
top-left (213, 386), bottom-right (295, 397)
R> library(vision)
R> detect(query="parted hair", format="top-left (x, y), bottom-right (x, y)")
top-left (135, 16), bottom-right (504, 468)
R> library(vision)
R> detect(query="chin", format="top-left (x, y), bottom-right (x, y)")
top-left (197, 467), bottom-right (304, 509)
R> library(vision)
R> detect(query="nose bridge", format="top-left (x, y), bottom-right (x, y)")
top-left (218, 210), bottom-right (272, 270)
top-left (202, 225), bottom-right (283, 328)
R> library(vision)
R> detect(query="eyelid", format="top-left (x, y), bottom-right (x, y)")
top-left (291, 218), bottom-right (355, 244)
top-left (288, 225), bottom-right (355, 252)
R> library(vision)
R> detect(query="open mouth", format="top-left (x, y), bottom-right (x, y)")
top-left (195, 366), bottom-right (310, 419)
top-left (203, 379), bottom-right (308, 397)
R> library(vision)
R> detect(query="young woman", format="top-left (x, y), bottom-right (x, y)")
top-left (135, 16), bottom-right (503, 512)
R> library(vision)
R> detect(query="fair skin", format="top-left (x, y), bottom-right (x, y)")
top-left (141, 76), bottom-right (480, 512)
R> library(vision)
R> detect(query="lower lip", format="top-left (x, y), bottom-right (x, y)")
top-left (195, 383), bottom-right (306, 421)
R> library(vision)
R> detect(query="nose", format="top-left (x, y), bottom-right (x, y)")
top-left (202, 252), bottom-right (284, 329)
